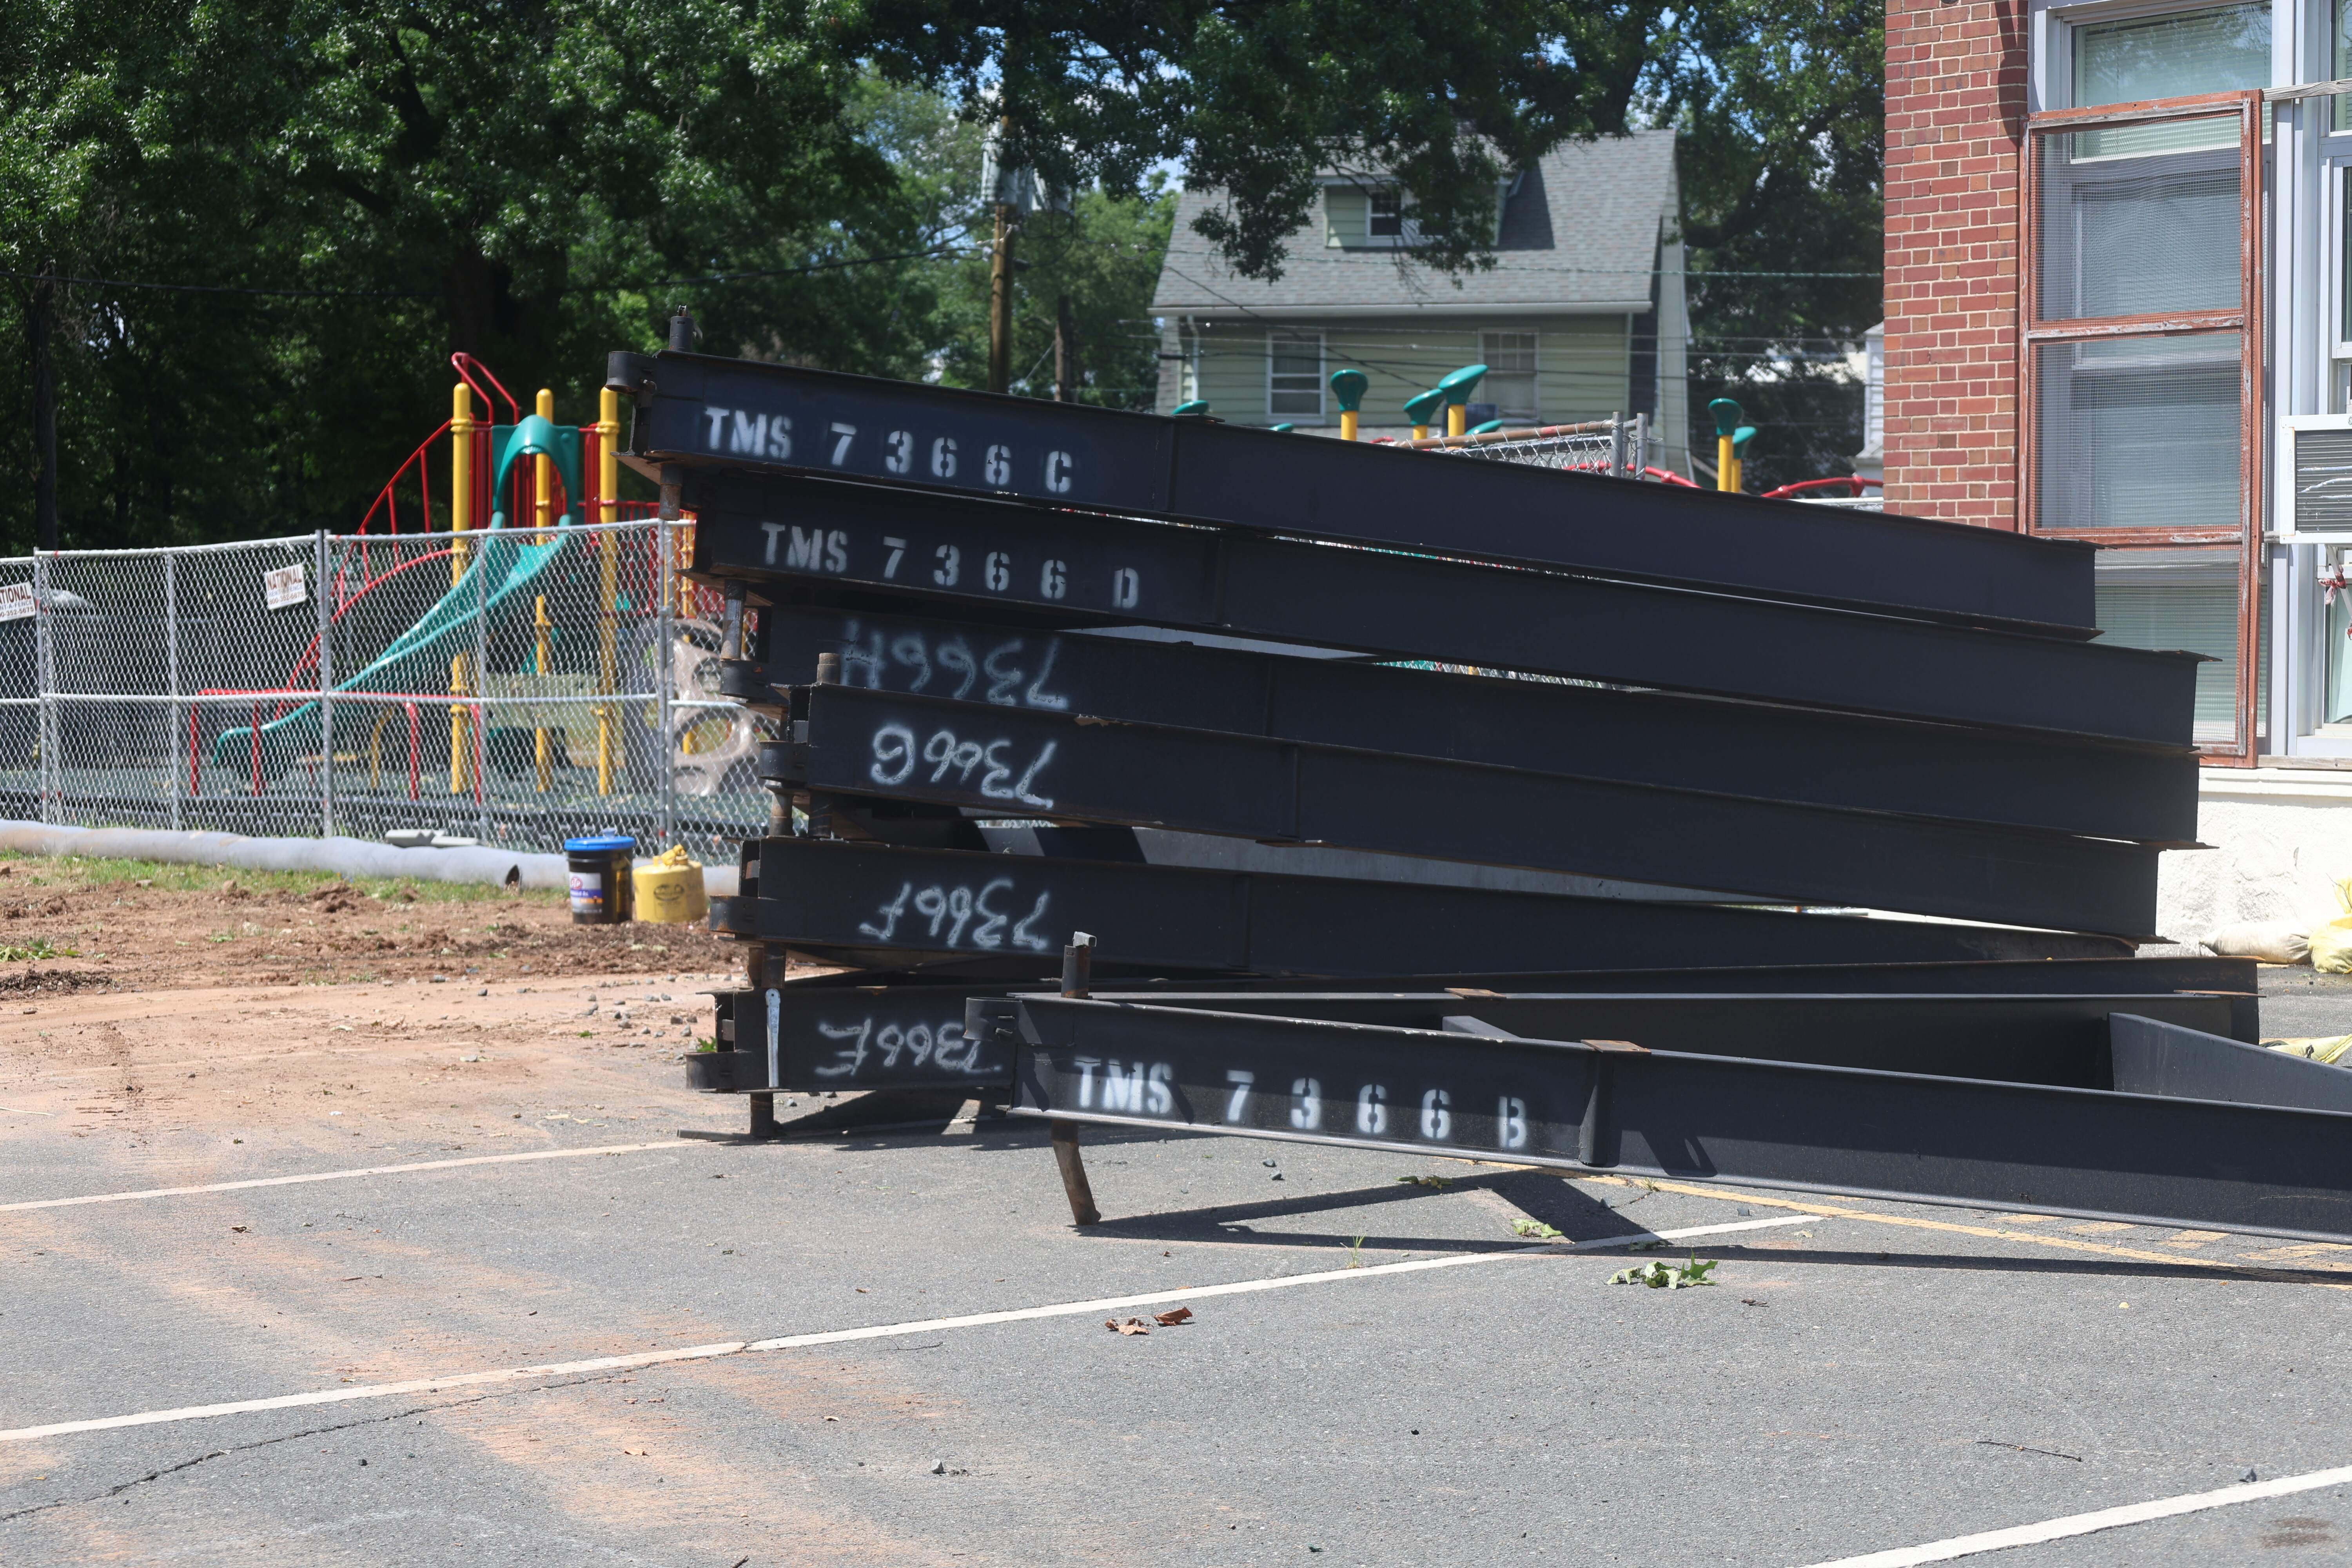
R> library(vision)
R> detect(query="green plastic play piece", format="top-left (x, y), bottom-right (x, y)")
top-left (1328, 369), bottom-right (1369, 412)
top-left (1437, 363), bottom-right (1488, 405)
top-left (1172, 399), bottom-right (1210, 417)
top-left (1269, 423), bottom-right (1295, 432)
top-left (1402, 387), bottom-right (1448, 425)
top-left (1469, 417), bottom-right (1506, 435)
top-left (1732, 425), bottom-right (1758, 456)
top-left (1709, 397), bottom-right (1744, 437)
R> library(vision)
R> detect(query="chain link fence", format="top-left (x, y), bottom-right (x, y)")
top-left (1403, 413), bottom-right (1658, 477)
top-left (2, 520), bottom-right (773, 863)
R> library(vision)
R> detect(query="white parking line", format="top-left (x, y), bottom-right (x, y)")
top-left (1800, 1464), bottom-right (2352, 1566)
top-left (0, 1142), bottom-right (695, 1214)
top-left (0, 1213), bottom-right (1815, 1443)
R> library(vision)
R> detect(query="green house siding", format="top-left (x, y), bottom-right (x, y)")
top-left (1177, 315), bottom-right (1633, 430)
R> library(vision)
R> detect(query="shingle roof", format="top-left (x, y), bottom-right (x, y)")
top-left (1150, 130), bottom-right (1677, 317)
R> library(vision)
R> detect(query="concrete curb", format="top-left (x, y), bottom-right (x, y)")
top-left (0, 821), bottom-right (739, 897)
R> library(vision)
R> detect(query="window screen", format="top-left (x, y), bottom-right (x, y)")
top-left (2094, 546), bottom-right (2243, 745)
top-left (2034, 332), bottom-right (2242, 529)
top-left (1269, 330), bottom-right (1324, 417)
top-left (2035, 118), bottom-right (2241, 321)
top-left (1479, 331), bottom-right (1539, 420)
top-left (1369, 190), bottom-right (1403, 238)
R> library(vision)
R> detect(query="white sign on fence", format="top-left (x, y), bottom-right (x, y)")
top-left (0, 583), bottom-right (32, 623)
top-left (263, 563), bottom-right (308, 611)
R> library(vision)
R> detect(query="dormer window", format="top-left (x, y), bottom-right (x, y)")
top-left (1368, 189), bottom-right (1404, 237)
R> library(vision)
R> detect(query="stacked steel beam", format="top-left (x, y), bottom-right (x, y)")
top-left (609, 350), bottom-right (2352, 1241)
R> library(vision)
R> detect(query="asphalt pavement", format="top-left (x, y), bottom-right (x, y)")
top-left (5, 971), bottom-right (2352, 1565)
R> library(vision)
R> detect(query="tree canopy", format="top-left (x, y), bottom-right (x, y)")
top-left (2, 0), bottom-right (1882, 548)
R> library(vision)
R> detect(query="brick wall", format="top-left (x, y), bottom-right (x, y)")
top-left (1883, 0), bottom-right (2030, 527)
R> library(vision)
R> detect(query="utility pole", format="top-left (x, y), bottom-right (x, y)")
top-left (988, 116), bottom-right (1016, 395)
top-left (1054, 293), bottom-right (1076, 403)
top-left (30, 271), bottom-right (57, 550)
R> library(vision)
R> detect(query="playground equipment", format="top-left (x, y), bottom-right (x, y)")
top-left (1402, 386), bottom-right (1446, 440)
top-left (1709, 396), bottom-right (1757, 493)
top-left (203, 358), bottom-right (760, 816)
top-left (1328, 369), bottom-right (1368, 440)
top-left (1436, 363), bottom-right (1488, 439)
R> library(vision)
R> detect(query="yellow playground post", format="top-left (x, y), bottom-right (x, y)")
top-left (533, 594), bottom-right (552, 793)
top-left (448, 383), bottom-right (475, 795)
top-left (596, 387), bottom-right (621, 797)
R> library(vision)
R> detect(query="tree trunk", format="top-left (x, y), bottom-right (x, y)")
top-left (1054, 292), bottom-right (1076, 403)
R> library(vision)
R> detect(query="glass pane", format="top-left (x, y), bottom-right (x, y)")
top-left (2036, 119), bottom-right (2241, 319)
top-left (2034, 332), bottom-right (2242, 530)
top-left (2074, 4), bottom-right (2269, 110)
top-left (1480, 332), bottom-right (1538, 374)
top-left (2094, 546), bottom-right (2243, 746)
top-left (1269, 332), bottom-right (1320, 378)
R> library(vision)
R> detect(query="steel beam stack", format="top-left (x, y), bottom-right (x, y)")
top-left (610, 350), bottom-right (2352, 1240)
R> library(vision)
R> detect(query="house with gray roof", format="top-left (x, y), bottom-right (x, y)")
top-left (1150, 129), bottom-right (1688, 467)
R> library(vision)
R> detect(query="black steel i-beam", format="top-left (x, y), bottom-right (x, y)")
top-left (612, 349), bottom-right (2098, 633)
top-left (771, 683), bottom-right (2163, 936)
top-left (751, 605), bottom-right (2199, 845)
top-left (717, 837), bottom-right (2131, 975)
top-left (994, 997), bottom-right (2352, 1243)
top-left (681, 470), bottom-right (2199, 747)
top-left (684, 985), bottom-right (2245, 1095)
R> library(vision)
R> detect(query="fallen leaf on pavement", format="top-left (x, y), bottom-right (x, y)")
top-left (1152, 1307), bottom-right (1194, 1327)
top-left (1106, 1317), bottom-right (1150, 1336)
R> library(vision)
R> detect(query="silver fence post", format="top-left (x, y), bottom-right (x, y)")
top-left (316, 530), bottom-right (334, 839)
top-left (33, 553), bottom-right (52, 825)
top-left (655, 507), bottom-right (677, 849)
top-left (1609, 411), bottom-right (1626, 479)
top-left (474, 523), bottom-right (491, 841)
top-left (1633, 412), bottom-right (1650, 482)
top-left (165, 550), bottom-right (181, 831)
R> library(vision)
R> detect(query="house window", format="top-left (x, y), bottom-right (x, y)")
top-left (2073, 4), bottom-right (2269, 147)
top-left (1369, 190), bottom-right (1403, 238)
top-left (1480, 332), bottom-right (1539, 421)
top-left (1268, 329), bottom-right (1324, 418)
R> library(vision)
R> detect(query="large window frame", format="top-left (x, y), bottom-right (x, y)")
top-left (1266, 328), bottom-right (1326, 421)
top-left (2020, 87), bottom-right (2266, 761)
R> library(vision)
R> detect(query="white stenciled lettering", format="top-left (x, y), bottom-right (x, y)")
top-left (1419, 1088), bottom-right (1452, 1142)
top-left (1111, 566), bottom-right (1140, 610)
top-left (885, 430), bottom-right (913, 474)
top-left (984, 551), bottom-right (1011, 592)
top-left (1496, 1096), bottom-right (1528, 1151)
top-left (1290, 1078), bottom-right (1322, 1130)
top-left (1224, 1070), bottom-right (1255, 1123)
top-left (767, 416), bottom-right (792, 460)
top-left (933, 545), bottom-right (960, 586)
top-left (1045, 450), bottom-right (1073, 493)
top-left (786, 528), bottom-right (824, 571)
top-left (922, 728), bottom-right (986, 785)
top-left (936, 636), bottom-right (977, 699)
top-left (985, 444), bottom-right (1012, 486)
top-left (1040, 559), bottom-right (1066, 600)
top-left (891, 635), bottom-right (932, 692)
top-left (868, 723), bottom-right (917, 787)
top-left (1356, 1083), bottom-right (1388, 1136)
top-left (828, 421), bottom-right (857, 464)
top-left (1074, 1056), bottom-right (1101, 1109)
top-left (970, 878), bottom-right (1014, 948)
top-left (857, 881), bottom-right (912, 942)
top-left (1146, 1063), bottom-right (1174, 1116)
top-left (1101, 1061), bottom-right (1146, 1113)
top-left (704, 407), bottom-right (729, 448)
top-left (882, 537), bottom-right (907, 579)
top-left (732, 410), bottom-right (769, 456)
top-left (760, 522), bottom-right (788, 564)
top-left (776, 525), bottom-right (846, 573)
top-left (931, 436), bottom-right (958, 478)
top-left (812, 1018), bottom-right (873, 1078)
top-left (1009, 891), bottom-right (1053, 952)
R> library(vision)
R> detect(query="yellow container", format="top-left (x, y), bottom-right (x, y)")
top-left (633, 845), bottom-right (709, 924)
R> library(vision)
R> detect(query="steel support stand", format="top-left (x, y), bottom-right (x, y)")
top-left (1049, 933), bottom-right (1103, 1225)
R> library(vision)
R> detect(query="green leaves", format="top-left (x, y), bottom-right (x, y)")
top-left (1608, 1251), bottom-right (1719, 1289)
